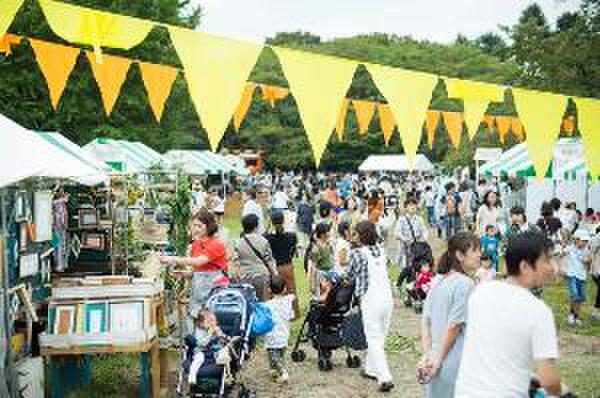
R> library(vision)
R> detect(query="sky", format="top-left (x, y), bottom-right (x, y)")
top-left (193, 0), bottom-right (581, 43)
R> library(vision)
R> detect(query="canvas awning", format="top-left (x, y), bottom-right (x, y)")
top-left (358, 154), bottom-right (434, 172)
top-left (83, 138), bottom-right (171, 173)
top-left (0, 114), bottom-right (107, 187)
top-left (164, 150), bottom-right (248, 176)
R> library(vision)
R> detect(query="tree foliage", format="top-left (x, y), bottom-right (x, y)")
top-left (0, 1), bottom-right (598, 171)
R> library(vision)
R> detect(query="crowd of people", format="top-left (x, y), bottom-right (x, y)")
top-left (161, 169), bottom-right (599, 396)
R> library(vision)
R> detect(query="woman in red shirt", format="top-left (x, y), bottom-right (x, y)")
top-left (160, 210), bottom-right (229, 314)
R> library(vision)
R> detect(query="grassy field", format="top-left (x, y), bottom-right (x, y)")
top-left (67, 217), bottom-right (599, 397)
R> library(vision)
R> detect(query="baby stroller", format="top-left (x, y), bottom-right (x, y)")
top-left (402, 242), bottom-right (434, 313)
top-left (177, 284), bottom-right (257, 398)
top-left (290, 275), bottom-right (366, 371)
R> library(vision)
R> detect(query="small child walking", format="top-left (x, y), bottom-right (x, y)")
top-left (265, 276), bottom-right (295, 383)
top-left (481, 224), bottom-right (501, 272)
top-left (475, 253), bottom-right (496, 284)
top-left (565, 229), bottom-right (592, 326)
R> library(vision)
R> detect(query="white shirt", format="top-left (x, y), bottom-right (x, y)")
top-left (212, 197), bottom-right (225, 213)
top-left (242, 200), bottom-right (264, 232)
top-left (424, 191), bottom-right (436, 207)
top-left (264, 295), bottom-right (294, 349)
top-left (455, 281), bottom-right (559, 397)
top-left (272, 191), bottom-right (289, 209)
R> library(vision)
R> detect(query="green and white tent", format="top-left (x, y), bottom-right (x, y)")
top-left (164, 150), bottom-right (248, 176)
top-left (83, 138), bottom-right (171, 173)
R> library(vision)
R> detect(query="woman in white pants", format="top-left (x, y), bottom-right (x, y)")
top-left (348, 221), bottom-right (394, 393)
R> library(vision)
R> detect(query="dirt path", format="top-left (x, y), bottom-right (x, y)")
top-left (241, 299), bottom-right (426, 398)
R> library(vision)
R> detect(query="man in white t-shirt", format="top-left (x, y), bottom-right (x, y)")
top-left (242, 188), bottom-right (264, 234)
top-left (272, 187), bottom-right (289, 211)
top-left (455, 231), bottom-right (564, 397)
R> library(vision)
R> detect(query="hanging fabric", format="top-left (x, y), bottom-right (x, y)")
top-left (378, 104), bottom-right (396, 146)
top-left (510, 117), bottom-right (524, 140)
top-left (169, 27), bottom-right (263, 151)
top-left (576, 97), bottom-right (600, 179)
top-left (442, 111), bottom-right (464, 148)
top-left (335, 98), bottom-right (350, 141)
top-left (0, 0), bottom-right (24, 38)
top-left (260, 84), bottom-right (289, 107)
top-left (30, 39), bottom-right (80, 110)
top-left (233, 82), bottom-right (257, 132)
top-left (495, 115), bottom-right (512, 143)
top-left (0, 33), bottom-right (21, 55)
top-left (85, 51), bottom-right (132, 116)
top-left (138, 61), bottom-right (178, 122)
top-left (426, 110), bottom-right (440, 149)
top-left (562, 116), bottom-right (575, 135)
top-left (352, 99), bottom-right (377, 135)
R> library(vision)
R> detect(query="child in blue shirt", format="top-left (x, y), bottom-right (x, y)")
top-left (481, 225), bottom-right (501, 272)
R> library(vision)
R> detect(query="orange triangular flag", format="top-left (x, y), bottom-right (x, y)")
top-left (495, 115), bottom-right (512, 143)
top-left (511, 117), bottom-right (524, 140)
top-left (85, 51), bottom-right (131, 116)
top-left (335, 98), bottom-right (350, 140)
top-left (483, 114), bottom-right (495, 130)
top-left (426, 110), bottom-right (440, 149)
top-left (30, 39), bottom-right (80, 110)
top-left (0, 33), bottom-right (21, 55)
top-left (352, 99), bottom-right (376, 135)
top-left (442, 111), bottom-right (464, 148)
top-left (138, 61), bottom-right (178, 122)
top-left (233, 82), bottom-right (257, 132)
top-left (378, 104), bottom-right (396, 146)
top-left (562, 116), bottom-right (575, 135)
top-left (261, 84), bottom-right (289, 107)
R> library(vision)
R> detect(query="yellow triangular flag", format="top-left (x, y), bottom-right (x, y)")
top-left (85, 51), bottom-right (131, 116)
top-left (0, 33), bottom-right (22, 55)
top-left (378, 104), bottom-right (396, 146)
top-left (138, 61), bottom-right (178, 122)
top-left (562, 116), bottom-right (575, 135)
top-left (233, 82), bottom-right (257, 132)
top-left (367, 65), bottom-right (437, 164)
top-left (495, 115), bottom-right (512, 143)
top-left (261, 84), bottom-right (289, 107)
top-left (513, 88), bottom-right (567, 179)
top-left (273, 47), bottom-right (357, 165)
top-left (39, 0), bottom-right (153, 60)
top-left (336, 98), bottom-right (350, 141)
top-left (426, 110), bottom-right (440, 149)
top-left (30, 39), bottom-right (80, 110)
top-left (352, 99), bottom-right (377, 135)
top-left (484, 114), bottom-right (495, 131)
top-left (169, 27), bottom-right (262, 150)
top-left (511, 117), bottom-right (524, 140)
top-left (446, 79), bottom-right (503, 139)
top-left (0, 0), bottom-right (24, 38)
top-left (442, 112), bottom-right (464, 148)
top-left (575, 97), bottom-right (600, 179)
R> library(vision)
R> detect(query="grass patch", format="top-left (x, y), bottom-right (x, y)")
top-left (543, 279), bottom-right (600, 337)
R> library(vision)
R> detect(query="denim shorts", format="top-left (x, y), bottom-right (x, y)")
top-left (567, 276), bottom-right (586, 302)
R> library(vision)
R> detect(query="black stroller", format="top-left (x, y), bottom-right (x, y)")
top-left (290, 276), bottom-right (366, 371)
top-left (400, 241), bottom-right (434, 313)
top-left (177, 284), bottom-right (257, 398)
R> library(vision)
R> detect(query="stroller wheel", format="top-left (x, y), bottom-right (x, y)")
top-left (414, 302), bottom-right (423, 314)
top-left (318, 358), bottom-right (333, 372)
top-left (291, 350), bottom-right (306, 363)
top-left (346, 355), bottom-right (361, 368)
top-left (404, 298), bottom-right (412, 307)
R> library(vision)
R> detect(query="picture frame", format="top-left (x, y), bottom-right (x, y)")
top-left (85, 302), bottom-right (108, 333)
top-left (54, 305), bottom-right (76, 335)
top-left (33, 192), bottom-right (53, 242)
top-left (15, 191), bottom-right (29, 222)
top-left (78, 209), bottom-right (98, 229)
top-left (18, 223), bottom-right (28, 252)
top-left (19, 253), bottom-right (39, 278)
top-left (80, 232), bottom-right (105, 251)
top-left (109, 302), bottom-right (143, 332)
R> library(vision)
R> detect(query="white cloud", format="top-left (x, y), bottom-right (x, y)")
top-left (194, 0), bottom-right (581, 43)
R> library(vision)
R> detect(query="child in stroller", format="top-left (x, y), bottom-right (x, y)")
top-left (178, 284), bottom-right (256, 398)
top-left (404, 261), bottom-right (435, 313)
top-left (290, 273), bottom-right (365, 372)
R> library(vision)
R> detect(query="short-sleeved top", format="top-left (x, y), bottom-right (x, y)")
top-left (311, 242), bottom-right (334, 271)
top-left (566, 245), bottom-right (590, 281)
top-left (190, 237), bottom-right (229, 273)
top-left (423, 272), bottom-right (474, 380)
top-left (265, 231), bottom-right (297, 266)
top-left (455, 281), bottom-right (558, 397)
top-left (264, 295), bottom-right (295, 349)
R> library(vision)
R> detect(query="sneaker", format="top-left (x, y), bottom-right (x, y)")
top-left (567, 313), bottom-right (576, 326)
top-left (379, 382), bottom-right (395, 392)
top-left (574, 318), bottom-right (583, 327)
top-left (279, 371), bottom-right (289, 384)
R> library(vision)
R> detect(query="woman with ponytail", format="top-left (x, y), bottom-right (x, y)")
top-left (418, 231), bottom-right (480, 398)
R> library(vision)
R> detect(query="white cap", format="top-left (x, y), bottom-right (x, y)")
top-left (573, 229), bottom-right (591, 241)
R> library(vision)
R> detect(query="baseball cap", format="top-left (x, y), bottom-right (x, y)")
top-left (573, 229), bottom-right (591, 241)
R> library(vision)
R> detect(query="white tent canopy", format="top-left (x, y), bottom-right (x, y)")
top-left (0, 114), bottom-right (107, 188)
top-left (358, 154), bottom-right (434, 173)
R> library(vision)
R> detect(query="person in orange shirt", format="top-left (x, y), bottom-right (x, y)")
top-left (368, 190), bottom-right (385, 225)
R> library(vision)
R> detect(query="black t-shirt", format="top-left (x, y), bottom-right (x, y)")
top-left (536, 216), bottom-right (562, 237)
top-left (265, 231), bottom-right (297, 266)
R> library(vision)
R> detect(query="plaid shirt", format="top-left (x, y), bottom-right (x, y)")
top-left (395, 214), bottom-right (428, 244)
top-left (348, 245), bottom-right (383, 299)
